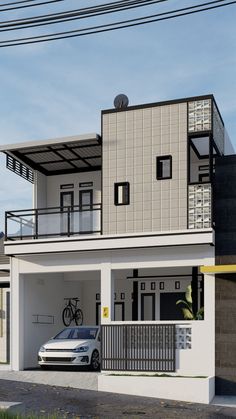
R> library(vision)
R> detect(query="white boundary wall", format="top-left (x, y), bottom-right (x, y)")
top-left (98, 375), bottom-right (215, 404)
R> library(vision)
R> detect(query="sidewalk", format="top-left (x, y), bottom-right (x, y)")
top-left (212, 396), bottom-right (236, 409)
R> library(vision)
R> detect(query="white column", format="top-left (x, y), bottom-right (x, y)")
top-left (11, 257), bottom-right (24, 371)
top-left (100, 264), bottom-right (114, 324)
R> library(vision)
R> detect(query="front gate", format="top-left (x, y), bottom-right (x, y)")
top-left (101, 324), bottom-right (176, 372)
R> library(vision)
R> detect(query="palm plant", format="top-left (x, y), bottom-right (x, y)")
top-left (176, 284), bottom-right (204, 320)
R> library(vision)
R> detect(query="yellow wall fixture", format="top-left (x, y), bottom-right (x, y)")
top-left (200, 265), bottom-right (236, 274)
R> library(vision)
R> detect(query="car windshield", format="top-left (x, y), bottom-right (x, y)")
top-left (54, 327), bottom-right (98, 340)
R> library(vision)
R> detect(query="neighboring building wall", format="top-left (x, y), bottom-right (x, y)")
top-left (0, 236), bottom-right (10, 364)
top-left (0, 237), bottom-right (10, 266)
top-left (0, 288), bottom-right (10, 363)
top-left (214, 155), bottom-right (236, 264)
top-left (214, 155), bottom-right (236, 394)
top-left (102, 103), bottom-right (188, 234)
top-left (215, 274), bottom-right (236, 395)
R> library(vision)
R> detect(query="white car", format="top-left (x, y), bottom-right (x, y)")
top-left (38, 326), bottom-right (100, 370)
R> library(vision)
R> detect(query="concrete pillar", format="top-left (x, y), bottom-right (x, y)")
top-left (100, 264), bottom-right (114, 324)
top-left (11, 258), bottom-right (24, 371)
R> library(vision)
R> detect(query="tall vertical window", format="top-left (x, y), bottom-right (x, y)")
top-left (114, 182), bottom-right (130, 206)
top-left (156, 156), bottom-right (172, 180)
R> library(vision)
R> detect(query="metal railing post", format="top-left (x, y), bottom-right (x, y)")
top-left (35, 209), bottom-right (38, 239)
top-left (5, 212), bottom-right (8, 240)
top-left (125, 325), bottom-right (128, 371)
top-left (67, 207), bottom-right (70, 237)
top-left (20, 219), bottom-right (23, 240)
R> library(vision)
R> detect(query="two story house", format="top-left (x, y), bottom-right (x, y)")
top-left (0, 94), bottom-right (235, 403)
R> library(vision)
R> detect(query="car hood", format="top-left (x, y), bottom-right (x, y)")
top-left (43, 339), bottom-right (90, 350)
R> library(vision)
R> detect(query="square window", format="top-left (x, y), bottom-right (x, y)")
top-left (156, 156), bottom-right (172, 180)
top-left (114, 182), bottom-right (130, 206)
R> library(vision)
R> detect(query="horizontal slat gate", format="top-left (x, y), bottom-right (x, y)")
top-left (101, 324), bottom-right (176, 372)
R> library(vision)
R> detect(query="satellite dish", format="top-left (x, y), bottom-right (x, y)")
top-left (114, 94), bottom-right (129, 109)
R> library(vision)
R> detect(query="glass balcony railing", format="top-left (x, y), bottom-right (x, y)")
top-left (5, 204), bottom-right (102, 241)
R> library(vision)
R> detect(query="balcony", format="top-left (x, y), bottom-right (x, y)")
top-left (5, 204), bottom-right (102, 241)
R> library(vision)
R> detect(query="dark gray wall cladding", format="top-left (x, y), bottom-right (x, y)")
top-left (214, 155), bottom-right (236, 264)
top-left (214, 155), bottom-right (236, 394)
top-left (215, 274), bottom-right (236, 395)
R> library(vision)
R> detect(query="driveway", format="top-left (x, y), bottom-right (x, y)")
top-left (1, 379), bottom-right (236, 418)
top-left (0, 368), bottom-right (98, 391)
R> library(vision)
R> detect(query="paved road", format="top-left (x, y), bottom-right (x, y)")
top-left (1, 379), bottom-right (236, 418)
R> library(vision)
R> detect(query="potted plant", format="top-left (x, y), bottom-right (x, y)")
top-left (176, 285), bottom-right (204, 320)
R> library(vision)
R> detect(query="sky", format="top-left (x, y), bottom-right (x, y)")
top-left (0, 0), bottom-right (236, 230)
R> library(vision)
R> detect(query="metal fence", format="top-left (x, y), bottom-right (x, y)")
top-left (101, 324), bottom-right (176, 372)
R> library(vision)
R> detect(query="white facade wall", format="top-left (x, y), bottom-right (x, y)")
top-left (33, 172), bottom-right (47, 208)
top-left (33, 170), bottom-right (101, 209)
top-left (22, 271), bottom-right (102, 368)
top-left (23, 273), bottom-right (67, 368)
top-left (46, 171), bottom-right (101, 208)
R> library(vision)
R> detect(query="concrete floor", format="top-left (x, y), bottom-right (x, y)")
top-left (0, 369), bottom-right (98, 391)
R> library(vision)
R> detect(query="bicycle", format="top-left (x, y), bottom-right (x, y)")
top-left (62, 297), bottom-right (83, 327)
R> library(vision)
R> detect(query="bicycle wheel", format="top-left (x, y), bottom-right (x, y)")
top-left (62, 307), bottom-right (73, 327)
top-left (75, 308), bottom-right (83, 326)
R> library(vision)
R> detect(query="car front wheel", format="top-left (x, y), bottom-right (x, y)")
top-left (90, 350), bottom-right (100, 371)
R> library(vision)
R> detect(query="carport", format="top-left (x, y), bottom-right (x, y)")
top-left (22, 270), bottom-right (100, 369)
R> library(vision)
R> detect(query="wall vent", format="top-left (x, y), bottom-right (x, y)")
top-left (6, 154), bottom-right (34, 184)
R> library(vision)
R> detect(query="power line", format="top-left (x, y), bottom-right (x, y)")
top-left (0, 0), bottom-right (169, 31)
top-left (0, 0), bottom-right (235, 47)
top-left (0, 0), bottom-right (65, 12)
top-left (0, 0), bottom-right (50, 5)
top-left (0, 0), bottom-right (231, 31)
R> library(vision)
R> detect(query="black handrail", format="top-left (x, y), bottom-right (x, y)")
top-left (5, 203), bottom-right (102, 241)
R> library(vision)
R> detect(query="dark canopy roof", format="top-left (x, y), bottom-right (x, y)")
top-left (0, 134), bottom-right (101, 177)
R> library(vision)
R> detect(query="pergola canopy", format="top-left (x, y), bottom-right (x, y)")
top-left (0, 134), bottom-right (102, 180)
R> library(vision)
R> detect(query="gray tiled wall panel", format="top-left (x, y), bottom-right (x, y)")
top-left (102, 103), bottom-right (188, 234)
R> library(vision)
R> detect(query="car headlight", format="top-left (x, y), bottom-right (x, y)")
top-left (39, 346), bottom-right (46, 352)
top-left (73, 346), bottom-right (89, 353)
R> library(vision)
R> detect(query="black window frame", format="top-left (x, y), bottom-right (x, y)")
top-left (156, 155), bottom-right (172, 180)
top-left (114, 182), bottom-right (130, 206)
